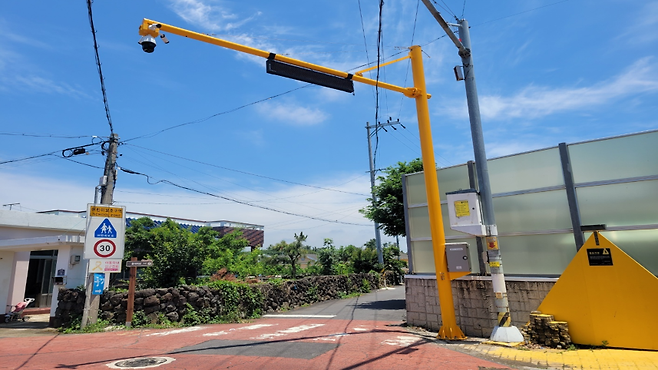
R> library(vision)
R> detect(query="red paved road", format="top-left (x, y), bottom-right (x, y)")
top-left (1, 288), bottom-right (511, 369)
top-left (0, 317), bottom-right (510, 370)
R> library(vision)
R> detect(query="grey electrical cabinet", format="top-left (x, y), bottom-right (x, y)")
top-left (446, 242), bottom-right (471, 273)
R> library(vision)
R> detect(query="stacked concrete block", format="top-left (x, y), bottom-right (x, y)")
top-left (522, 312), bottom-right (571, 348)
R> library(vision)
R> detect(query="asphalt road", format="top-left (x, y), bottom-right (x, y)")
top-left (0, 287), bottom-right (512, 370)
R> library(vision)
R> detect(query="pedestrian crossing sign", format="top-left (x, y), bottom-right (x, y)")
top-left (84, 203), bottom-right (126, 260)
top-left (94, 218), bottom-right (117, 238)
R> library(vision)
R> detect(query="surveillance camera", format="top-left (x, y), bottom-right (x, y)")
top-left (138, 35), bottom-right (156, 53)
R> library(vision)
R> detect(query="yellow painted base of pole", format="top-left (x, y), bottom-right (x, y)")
top-left (438, 324), bottom-right (466, 340)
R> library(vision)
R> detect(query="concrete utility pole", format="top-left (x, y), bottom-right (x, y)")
top-left (100, 133), bottom-right (119, 205)
top-left (81, 133), bottom-right (119, 329)
top-left (366, 122), bottom-right (384, 265)
top-left (421, 0), bottom-right (524, 343)
top-left (366, 120), bottom-right (404, 265)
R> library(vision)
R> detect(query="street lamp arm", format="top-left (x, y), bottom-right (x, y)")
top-left (419, 0), bottom-right (470, 58)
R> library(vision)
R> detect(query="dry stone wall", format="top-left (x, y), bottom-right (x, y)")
top-left (55, 273), bottom-right (387, 327)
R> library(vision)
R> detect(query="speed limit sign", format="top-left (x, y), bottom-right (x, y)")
top-left (84, 204), bottom-right (125, 260)
top-left (94, 239), bottom-right (117, 258)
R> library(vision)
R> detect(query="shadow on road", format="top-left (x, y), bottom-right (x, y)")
top-left (352, 299), bottom-right (406, 310)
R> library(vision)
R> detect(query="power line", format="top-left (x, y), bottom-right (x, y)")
top-left (0, 133), bottom-right (89, 139)
top-left (398, 0), bottom-right (422, 120)
top-left (118, 167), bottom-right (370, 227)
top-left (123, 143), bottom-right (369, 196)
top-left (0, 151), bottom-right (59, 165)
top-left (86, 0), bottom-right (114, 134)
top-left (357, 0), bottom-right (371, 74)
top-left (0, 138), bottom-right (105, 166)
top-left (60, 156), bottom-right (104, 169)
top-left (123, 85), bottom-right (310, 143)
top-left (432, 0), bottom-right (458, 20)
top-left (373, 0), bottom-right (385, 174)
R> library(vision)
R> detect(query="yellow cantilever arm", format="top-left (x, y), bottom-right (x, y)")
top-left (138, 19), bottom-right (429, 99)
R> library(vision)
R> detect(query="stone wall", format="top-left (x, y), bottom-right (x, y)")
top-left (55, 273), bottom-right (387, 327)
top-left (405, 275), bottom-right (556, 337)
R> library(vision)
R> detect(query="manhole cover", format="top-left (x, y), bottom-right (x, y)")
top-left (107, 357), bottom-right (175, 369)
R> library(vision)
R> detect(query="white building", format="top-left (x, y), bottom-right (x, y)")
top-left (0, 209), bottom-right (86, 322)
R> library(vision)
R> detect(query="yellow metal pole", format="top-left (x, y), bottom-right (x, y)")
top-left (409, 45), bottom-right (465, 340)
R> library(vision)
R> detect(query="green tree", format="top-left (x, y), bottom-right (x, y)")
top-left (124, 218), bottom-right (255, 287)
top-left (124, 217), bottom-right (157, 260)
top-left (382, 243), bottom-right (407, 284)
top-left (359, 158), bottom-right (424, 237)
top-left (270, 232), bottom-right (308, 278)
top-left (351, 242), bottom-right (380, 273)
top-left (202, 229), bottom-right (252, 274)
top-left (141, 219), bottom-right (212, 287)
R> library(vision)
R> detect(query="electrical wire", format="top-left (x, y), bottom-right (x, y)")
top-left (123, 85), bottom-right (310, 143)
top-left (0, 138), bottom-right (104, 165)
top-left (357, 0), bottom-right (372, 74)
top-left (0, 151), bottom-right (59, 165)
top-left (86, 0), bottom-right (114, 135)
top-left (461, 0), bottom-right (467, 19)
top-left (123, 143), bottom-right (369, 196)
top-left (432, 0), bottom-right (458, 19)
top-left (397, 0), bottom-right (421, 120)
top-left (0, 133), bottom-right (89, 139)
top-left (119, 166), bottom-right (370, 227)
top-left (373, 0), bottom-right (385, 175)
top-left (60, 156), bottom-right (104, 169)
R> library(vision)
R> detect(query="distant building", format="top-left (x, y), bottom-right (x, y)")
top-left (0, 209), bottom-right (264, 324)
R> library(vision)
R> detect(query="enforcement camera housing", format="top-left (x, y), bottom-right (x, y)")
top-left (138, 35), bottom-right (156, 53)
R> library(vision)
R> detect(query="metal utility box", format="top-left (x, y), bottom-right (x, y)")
top-left (446, 242), bottom-right (472, 273)
top-left (446, 189), bottom-right (486, 236)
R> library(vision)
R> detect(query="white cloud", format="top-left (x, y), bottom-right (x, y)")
top-left (618, 2), bottom-right (658, 45)
top-left (168, 0), bottom-right (259, 32)
top-left (257, 101), bottom-right (329, 126)
top-left (9, 75), bottom-right (90, 99)
top-left (443, 58), bottom-right (658, 121)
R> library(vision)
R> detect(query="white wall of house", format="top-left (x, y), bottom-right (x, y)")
top-left (0, 210), bottom-right (86, 317)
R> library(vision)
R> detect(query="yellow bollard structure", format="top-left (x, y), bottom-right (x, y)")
top-left (538, 231), bottom-right (658, 350)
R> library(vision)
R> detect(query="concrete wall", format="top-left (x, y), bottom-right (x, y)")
top-left (405, 275), bottom-right (556, 337)
top-left (0, 251), bottom-right (16, 313)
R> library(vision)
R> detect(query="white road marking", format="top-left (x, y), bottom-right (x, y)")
top-left (378, 287), bottom-right (396, 290)
top-left (203, 331), bottom-right (228, 337)
top-left (146, 326), bottom-right (203, 337)
top-left (312, 333), bottom-right (350, 342)
top-left (262, 314), bottom-right (335, 318)
top-left (352, 327), bottom-right (369, 331)
top-left (382, 335), bottom-right (421, 347)
top-left (203, 323), bottom-right (276, 337)
top-left (254, 323), bottom-right (325, 339)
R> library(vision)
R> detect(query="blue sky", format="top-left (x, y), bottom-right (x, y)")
top-left (1, 0), bottom-right (657, 250)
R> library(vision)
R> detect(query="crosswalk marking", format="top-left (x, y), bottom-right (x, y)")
top-left (262, 314), bottom-right (335, 318)
top-left (254, 323), bottom-right (325, 340)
